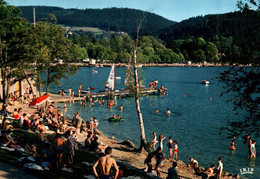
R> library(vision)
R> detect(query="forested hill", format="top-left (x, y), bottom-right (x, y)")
top-left (18, 6), bottom-right (176, 35)
top-left (159, 10), bottom-right (260, 41)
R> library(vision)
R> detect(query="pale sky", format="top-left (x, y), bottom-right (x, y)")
top-left (7, 0), bottom-right (239, 22)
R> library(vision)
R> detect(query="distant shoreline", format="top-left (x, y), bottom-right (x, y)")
top-left (62, 62), bottom-right (254, 67)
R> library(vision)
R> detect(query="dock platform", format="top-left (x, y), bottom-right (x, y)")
top-left (49, 89), bottom-right (159, 103)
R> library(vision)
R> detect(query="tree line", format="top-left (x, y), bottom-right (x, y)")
top-left (18, 6), bottom-right (176, 36)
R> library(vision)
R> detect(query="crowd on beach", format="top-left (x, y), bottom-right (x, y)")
top-left (0, 81), bottom-right (257, 179)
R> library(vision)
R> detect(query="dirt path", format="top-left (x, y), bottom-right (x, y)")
top-left (84, 133), bottom-right (201, 179)
top-left (0, 161), bottom-right (37, 179)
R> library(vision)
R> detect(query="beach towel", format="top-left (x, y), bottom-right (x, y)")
top-left (84, 175), bottom-right (95, 179)
top-left (0, 146), bottom-right (15, 151)
top-left (24, 163), bottom-right (44, 170)
top-left (82, 161), bottom-right (93, 166)
top-left (41, 162), bottom-right (50, 170)
top-left (61, 167), bottom-right (73, 173)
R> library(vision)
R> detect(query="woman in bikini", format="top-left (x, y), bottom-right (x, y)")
top-left (167, 136), bottom-right (173, 160)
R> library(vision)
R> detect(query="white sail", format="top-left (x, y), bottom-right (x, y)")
top-left (107, 64), bottom-right (115, 90)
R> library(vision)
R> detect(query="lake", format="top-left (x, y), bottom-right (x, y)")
top-left (47, 66), bottom-right (259, 178)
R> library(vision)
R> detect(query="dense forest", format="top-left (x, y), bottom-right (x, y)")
top-left (18, 6), bottom-right (176, 36)
top-left (160, 10), bottom-right (260, 64)
top-left (18, 6), bottom-right (260, 65)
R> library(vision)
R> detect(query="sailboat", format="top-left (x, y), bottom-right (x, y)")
top-left (107, 64), bottom-right (115, 90)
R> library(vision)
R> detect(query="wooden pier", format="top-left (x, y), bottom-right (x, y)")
top-left (82, 89), bottom-right (159, 99)
top-left (49, 89), bottom-right (159, 103)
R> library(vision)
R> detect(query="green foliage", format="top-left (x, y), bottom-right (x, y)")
top-left (160, 10), bottom-right (260, 65)
top-left (219, 67), bottom-right (260, 137)
top-left (218, 0), bottom-right (260, 138)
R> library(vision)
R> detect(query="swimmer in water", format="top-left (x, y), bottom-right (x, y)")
top-left (230, 136), bottom-right (236, 150)
top-left (155, 108), bottom-right (159, 114)
top-left (166, 108), bottom-right (171, 115)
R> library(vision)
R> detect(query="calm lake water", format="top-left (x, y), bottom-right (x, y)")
top-left (47, 66), bottom-right (259, 178)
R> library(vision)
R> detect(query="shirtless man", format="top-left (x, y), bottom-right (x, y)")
top-left (93, 147), bottom-right (119, 179)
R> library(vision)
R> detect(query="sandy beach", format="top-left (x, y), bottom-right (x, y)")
top-left (0, 93), bottom-right (238, 178)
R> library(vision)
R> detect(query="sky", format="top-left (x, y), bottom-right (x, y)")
top-left (6, 0), bottom-right (239, 22)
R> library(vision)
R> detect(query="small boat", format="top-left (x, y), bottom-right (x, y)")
top-left (115, 76), bottom-right (121, 80)
top-left (201, 80), bottom-right (210, 84)
top-left (108, 117), bottom-right (125, 122)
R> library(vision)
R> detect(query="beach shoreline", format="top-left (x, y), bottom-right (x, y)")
top-left (54, 62), bottom-right (255, 68)
top-left (0, 90), bottom-right (239, 178)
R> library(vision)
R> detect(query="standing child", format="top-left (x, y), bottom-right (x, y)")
top-left (167, 136), bottom-right (173, 160)
top-left (173, 140), bottom-right (178, 161)
top-left (158, 134), bottom-right (166, 151)
top-left (151, 131), bottom-right (157, 151)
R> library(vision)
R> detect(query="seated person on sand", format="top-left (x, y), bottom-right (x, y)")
top-left (85, 133), bottom-right (93, 149)
top-left (167, 161), bottom-right (179, 179)
top-left (0, 118), bottom-right (13, 131)
top-left (37, 121), bottom-right (47, 133)
top-left (93, 117), bottom-right (99, 127)
top-left (41, 142), bottom-right (55, 168)
top-left (0, 104), bottom-right (11, 118)
top-left (60, 121), bottom-right (68, 133)
top-left (25, 141), bottom-right (38, 158)
top-left (188, 157), bottom-right (199, 172)
top-left (13, 108), bottom-right (19, 119)
top-left (80, 121), bottom-right (87, 132)
top-left (144, 150), bottom-right (156, 173)
top-left (90, 136), bottom-right (106, 153)
top-left (0, 129), bottom-right (17, 147)
top-left (37, 129), bottom-right (48, 144)
top-left (204, 164), bottom-right (215, 178)
top-left (22, 116), bottom-right (31, 130)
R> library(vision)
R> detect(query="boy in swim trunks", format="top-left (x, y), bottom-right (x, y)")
top-left (93, 147), bottom-right (119, 179)
top-left (155, 147), bottom-right (165, 177)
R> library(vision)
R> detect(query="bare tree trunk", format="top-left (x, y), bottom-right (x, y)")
top-left (46, 68), bottom-right (50, 94)
top-left (1, 53), bottom-right (9, 105)
top-left (25, 77), bottom-right (35, 96)
top-left (133, 49), bottom-right (147, 151)
top-left (131, 15), bottom-right (148, 151)
top-left (38, 75), bottom-right (42, 97)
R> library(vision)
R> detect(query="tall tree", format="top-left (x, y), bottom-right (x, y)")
top-left (127, 14), bottom-right (147, 151)
top-left (36, 15), bottom-right (79, 94)
top-left (219, 0), bottom-right (260, 137)
top-left (0, 0), bottom-right (27, 104)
